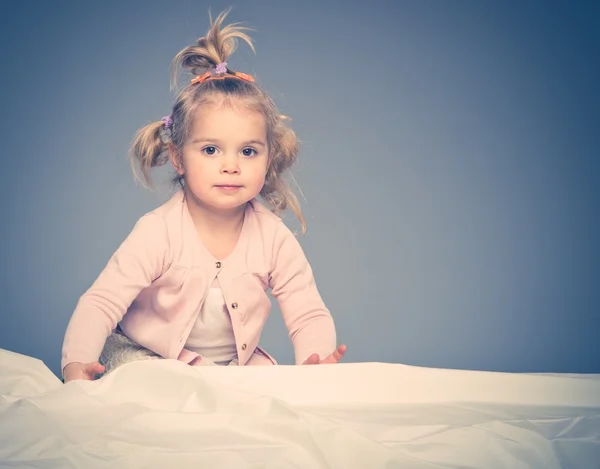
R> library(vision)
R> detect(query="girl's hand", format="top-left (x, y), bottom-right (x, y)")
top-left (302, 344), bottom-right (347, 365)
top-left (63, 362), bottom-right (105, 383)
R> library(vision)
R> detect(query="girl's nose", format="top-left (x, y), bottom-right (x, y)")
top-left (220, 154), bottom-right (240, 173)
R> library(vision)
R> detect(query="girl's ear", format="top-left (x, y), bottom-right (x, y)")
top-left (168, 144), bottom-right (184, 175)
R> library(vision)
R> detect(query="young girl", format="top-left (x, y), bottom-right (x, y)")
top-left (62, 9), bottom-right (346, 382)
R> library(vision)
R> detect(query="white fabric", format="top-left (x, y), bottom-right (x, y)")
top-left (184, 287), bottom-right (237, 364)
top-left (1, 348), bottom-right (599, 469)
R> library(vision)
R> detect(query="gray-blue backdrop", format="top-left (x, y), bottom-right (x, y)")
top-left (1, 1), bottom-right (598, 377)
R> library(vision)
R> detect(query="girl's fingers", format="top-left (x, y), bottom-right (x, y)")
top-left (303, 345), bottom-right (347, 365)
top-left (326, 345), bottom-right (346, 363)
top-left (302, 353), bottom-right (320, 365)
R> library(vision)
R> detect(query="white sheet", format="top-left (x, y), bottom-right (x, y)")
top-left (1, 348), bottom-right (599, 469)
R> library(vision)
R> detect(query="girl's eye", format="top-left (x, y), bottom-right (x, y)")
top-left (203, 146), bottom-right (217, 155)
top-left (242, 147), bottom-right (257, 157)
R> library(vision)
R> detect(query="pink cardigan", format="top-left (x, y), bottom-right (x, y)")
top-left (61, 190), bottom-right (336, 374)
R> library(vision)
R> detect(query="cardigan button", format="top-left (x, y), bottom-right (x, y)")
top-left (241, 343), bottom-right (247, 350)
top-left (215, 261), bottom-right (222, 268)
top-left (231, 302), bottom-right (238, 309)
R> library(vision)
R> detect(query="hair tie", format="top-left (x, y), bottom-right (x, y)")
top-left (161, 115), bottom-right (173, 129)
top-left (214, 62), bottom-right (227, 74)
top-left (190, 62), bottom-right (255, 85)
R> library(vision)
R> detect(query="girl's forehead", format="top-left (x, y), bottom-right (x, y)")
top-left (187, 97), bottom-right (268, 142)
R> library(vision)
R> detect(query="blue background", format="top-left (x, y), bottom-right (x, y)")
top-left (1, 1), bottom-right (598, 377)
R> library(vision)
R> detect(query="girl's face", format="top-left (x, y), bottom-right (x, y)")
top-left (171, 96), bottom-right (269, 214)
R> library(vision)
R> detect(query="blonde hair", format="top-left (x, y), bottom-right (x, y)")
top-left (129, 8), bottom-right (306, 233)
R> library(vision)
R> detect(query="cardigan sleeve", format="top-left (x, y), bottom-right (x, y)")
top-left (269, 221), bottom-right (337, 364)
top-left (61, 213), bottom-right (170, 375)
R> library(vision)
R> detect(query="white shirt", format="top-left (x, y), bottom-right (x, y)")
top-left (184, 287), bottom-right (238, 365)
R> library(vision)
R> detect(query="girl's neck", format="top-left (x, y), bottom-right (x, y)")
top-left (184, 189), bottom-right (246, 235)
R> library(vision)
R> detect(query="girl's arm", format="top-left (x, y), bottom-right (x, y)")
top-left (269, 222), bottom-right (338, 365)
top-left (61, 213), bottom-right (169, 375)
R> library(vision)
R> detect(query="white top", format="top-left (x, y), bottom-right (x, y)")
top-left (184, 287), bottom-right (237, 365)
